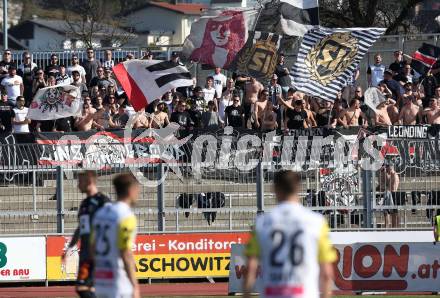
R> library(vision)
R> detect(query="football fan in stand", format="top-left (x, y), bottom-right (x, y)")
top-left (62, 171), bottom-right (111, 298)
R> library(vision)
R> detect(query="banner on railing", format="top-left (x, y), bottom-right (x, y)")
top-left (47, 233), bottom-right (250, 281)
top-left (229, 242), bottom-right (440, 294)
top-left (0, 125), bottom-right (440, 172)
top-left (0, 237), bottom-right (46, 282)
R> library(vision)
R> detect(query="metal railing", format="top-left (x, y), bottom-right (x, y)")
top-left (0, 136), bottom-right (439, 235)
top-left (9, 46), bottom-right (183, 69)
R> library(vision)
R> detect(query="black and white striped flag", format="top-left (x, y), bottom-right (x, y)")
top-left (114, 60), bottom-right (193, 111)
top-left (255, 0), bottom-right (319, 36)
top-left (280, 0), bottom-right (319, 36)
top-left (291, 27), bottom-right (386, 101)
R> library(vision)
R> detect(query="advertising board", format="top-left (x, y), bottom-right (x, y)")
top-left (229, 242), bottom-right (440, 293)
top-left (0, 237), bottom-right (46, 282)
top-left (47, 233), bottom-right (250, 280)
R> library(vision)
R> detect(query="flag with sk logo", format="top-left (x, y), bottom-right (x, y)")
top-left (230, 31), bottom-right (282, 80)
top-left (291, 27), bottom-right (386, 101)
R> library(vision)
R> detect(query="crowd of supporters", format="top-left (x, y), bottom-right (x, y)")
top-left (1, 48), bottom-right (440, 134)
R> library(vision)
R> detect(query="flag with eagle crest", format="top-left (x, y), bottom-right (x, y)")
top-left (291, 27), bottom-right (386, 101)
top-left (28, 85), bottom-right (82, 120)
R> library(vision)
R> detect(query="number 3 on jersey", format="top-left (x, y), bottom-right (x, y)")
top-left (270, 229), bottom-right (304, 267)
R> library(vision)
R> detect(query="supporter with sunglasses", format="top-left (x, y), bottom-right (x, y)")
top-left (45, 54), bottom-right (60, 76)
top-left (68, 54), bottom-right (86, 83)
top-left (32, 69), bottom-right (46, 95)
top-left (82, 48), bottom-right (101, 86)
top-left (0, 50), bottom-right (15, 82)
top-left (17, 52), bottom-right (37, 105)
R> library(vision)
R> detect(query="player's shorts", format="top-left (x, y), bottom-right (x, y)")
top-left (76, 259), bottom-right (94, 287)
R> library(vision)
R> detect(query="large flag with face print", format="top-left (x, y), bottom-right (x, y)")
top-left (28, 84), bottom-right (82, 120)
top-left (182, 9), bottom-right (258, 69)
top-left (113, 59), bottom-right (193, 111)
top-left (291, 27), bottom-right (386, 101)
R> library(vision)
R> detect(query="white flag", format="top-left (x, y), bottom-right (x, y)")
top-left (28, 85), bottom-right (81, 120)
top-left (364, 87), bottom-right (386, 112)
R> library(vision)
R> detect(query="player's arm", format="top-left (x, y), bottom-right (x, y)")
top-left (69, 227), bottom-right (80, 248)
top-left (89, 226), bottom-right (96, 263)
top-left (121, 248), bottom-right (139, 298)
top-left (320, 262), bottom-right (333, 298)
top-left (243, 230), bottom-right (260, 298)
top-left (244, 257), bottom-right (259, 298)
top-left (318, 220), bottom-right (337, 298)
top-left (434, 217), bottom-right (438, 243)
top-left (118, 216), bottom-right (140, 298)
top-left (61, 228), bottom-right (80, 262)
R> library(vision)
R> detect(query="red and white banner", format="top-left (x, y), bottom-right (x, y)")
top-left (229, 242), bottom-right (440, 293)
top-left (183, 9), bottom-right (257, 69)
top-left (113, 59), bottom-right (193, 111)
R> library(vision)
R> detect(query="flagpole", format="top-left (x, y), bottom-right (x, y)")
top-left (251, 0), bottom-right (265, 33)
top-left (3, 0), bottom-right (7, 50)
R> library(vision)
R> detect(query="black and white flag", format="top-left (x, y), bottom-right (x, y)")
top-left (291, 27), bottom-right (386, 101)
top-left (229, 31), bottom-right (282, 80)
top-left (279, 0), bottom-right (319, 36)
top-left (255, 0), bottom-right (319, 36)
top-left (113, 59), bottom-right (193, 111)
